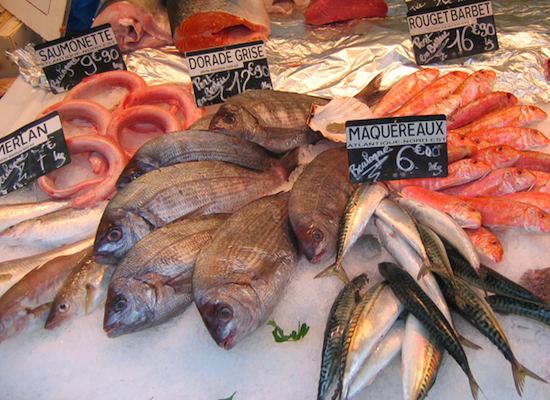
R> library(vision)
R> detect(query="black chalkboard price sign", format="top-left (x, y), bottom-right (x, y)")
top-left (0, 112), bottom-right (70, 196)
top-left (185, 41), bottom-right (273, 107)
top-left (407, 0), bottom-right (498, 65)
top-left (346, 115), bottom-right (448, 183)
top-left (35, 24), bottom-right (125, 94)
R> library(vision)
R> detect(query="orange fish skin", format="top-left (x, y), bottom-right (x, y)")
top-left (530, 171), bottom-right (550, 193)
top-left (467, 127), bottom-right (550, 150)
top-left (464, 226), bottom-right (503, 263)
top-left (372, 68), bottom-right (440, 117)
top-left (448, 92), bottom-right (518, 130)
top-left (400, 186), bottom-right (482, 229)
top-left (454, 69), bottom-right (497, 107)
top-left (501, 192), bottom-right (550, 214)
top-left (513, 150), bottom-right (550, 173)
top-left (443, 168), bottom-right (536, 197)
top-left (471, 145), bottom-right (522, 169)
top-left (463, 197), bottom-right (550, 233)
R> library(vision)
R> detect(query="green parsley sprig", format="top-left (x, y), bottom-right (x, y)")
top-left (267, 319), bottom-right (310, 343)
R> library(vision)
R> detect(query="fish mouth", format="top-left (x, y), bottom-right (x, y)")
top-left (103, 322), bottom-right (124, 338)
top-left (44, 314), bottom-right (63, 330)
top-left (309, 249), bottom-right (326, 264)
top-left (220, 333), bottom-right (236, 350)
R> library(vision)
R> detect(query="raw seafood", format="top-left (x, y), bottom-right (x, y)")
top-left (95, 154), bottom-right (297, 264)
top-left (289, 147), bottom-right (355, 264)
top-left (0, 200), bottom-right (69, 232)
top-left (264, 0), bottom-right (310, 14)
top-left (453, 69), bottom-right (496, 107)
top-left (107, 105), bottom-right (181, 157)
top-left (514, 150), bottom-right (550, 173)
top-left (501, 192), bottom-right (550, 213)
top-left (210, 90), bottom-right (328, 153)
top-left (45, 259), bottom-right (114, 329)
top-left (520, 267), bottom-right (550, 304)
top-left (117, 130), bottom-right (278, 188)
top-left (447, 92), bottom-right (517, 129)
top-left (166, 0), bottom-right (271, 52)
top-left (464, 227), bottom-right (503, 263)
top-left (487, 295), bottom-right (550, 327)
top-left (304, 0), bottom-right (388, 26)
top-left (466, 127), bottom-right (549, 150)
top-left (471, 145), bottom-right (521, 169)
top-left (39, 100), bottom-right (112, 137)
top-left (104, 215), bottom-right (227, 337)
top-left (193, 193), bottom-right (298, 349)
top-left (443, 168), bottom-right (536, 197)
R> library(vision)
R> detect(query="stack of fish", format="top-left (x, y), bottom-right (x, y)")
top-left (317, 193), bottom-right (549, 400)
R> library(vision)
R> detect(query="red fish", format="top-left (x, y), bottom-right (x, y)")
top-left (304, 0), bottom-right (388, 26)
top-left (454, 69), bottom-right (497, 107)
top-left (514, 150), bottom-right (550, 173)
top-left (444, 168), bottom-right (536, 197)
top-left (400, 186), bottom-right (482, 229)
top-left (530, 171), bottom-right (550, 193)
top-left (447, 132), bottom-right (478, 162)
top-left (372, 68), bottom-right (440, 117)
top-left (501, 192), bottom-right (550, 214)
top-left (467, 127), bottom-right (550, 150)
top-left (464, 227), bottom-right (503, 263)
top-left (448, 92), bottom-right (518, 130)
top-left (471, 145), bottom-right (521, 169)
top-left (463, 197), bottom-right (550, 233)
top-left (392, 71), bottom-right (469, 117)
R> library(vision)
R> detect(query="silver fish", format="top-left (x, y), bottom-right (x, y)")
top-left (0, 200), bottom-right (69, 232)
top-left (193, 193), bottom-right (298, 349)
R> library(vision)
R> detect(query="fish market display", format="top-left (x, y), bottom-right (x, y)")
top-left (39, 100), bottom-right (112, 138)
top-left (448, 92), bottom-right (518, 129)
top-left (93, 0), bottom-right (173, 52)
top-left (443, 168), bottom-right (536, 197)
top-left (289, 147), bottom-right (354, 264)
top-left (487, 295), bottom-right (550, 327)
top-left (45, 259), bottom-right (114, 329)
top-left (94, 154), bottom-right (297, 264)
top-left (104, 215), bottom-right (227, 337)
top-left (0, 200), bottom-right (69, 232)
top-left (193, 193), bottom-right (298, 349)
top-left (117, 130), bottom-right (277, 188)
top-left (464, 227), bottom-right (503, 263)
top-left (166, 0), bottom-right (271, 52)
top-left (209, 90), bottom-right (328, 153)
top-left (304, 0), bottom-right (388, 26)
top-left (0, 248), bottom-right (92, 343)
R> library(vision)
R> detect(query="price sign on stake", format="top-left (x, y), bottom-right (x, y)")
top-left (185, 40), bottom-right (273, 107)
top-left (407, 0), bottom-right (498, 65)
top-left (35, 24), bottom-right (126, 94)
top-left (0, 112), bottom-right (70, 196)
top-left (346, 115), bottom-right (448, 183)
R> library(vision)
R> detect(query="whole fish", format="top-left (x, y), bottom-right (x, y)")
top-left (103, 214), bottom-right (227, 337)
top-left (0, 203), bottom-right (106, 249)
top-left (467, 127), bottom-right (550, 150)
top-left (374, 199), bottom-right (429, 265)
top-left (0, 238), bottom-right (94, 297)
top-left (316, 183), bottom-right (388, 283)
top-left (514, 150), bottom-right (550, 173)
top-left (338, 282), bottom-right (403, 400)
top-left (318, 274), bottom-right (369, 400)
top-left (520, 267), bottom-right (550, 304)
top-left (0, 200), bottom-right (69, 232)
top-left (443, 168), bottom-right (536, 197)
top-left (392, 71), bottom-right (469, 117)
top-left (117, 130), bottom-right (277, 188)
top-left (462, 197), bottom-right (550, 233)
top-left (437, 275), bottom-right (547, 396)
top-left (487, 295), bottom-right (550, 327)
top-left (379, 262), bottom-right (482, 400)
top-left (464, 227), bottom-right (503, 263)
top-left (348, 319), bottom-right (405, 398)
top-left (0, 247), bottom-right (92, 343)
top-left (289, 148), bottom-right (355, 264)
top-left (45, 258), bottom-right (114, 329)
top-left (193, 193), bottom-right (298, 349)
top-left (209, 90), bottom-right (328, 153)
top-left (453, 69), bottom-right (496, 107)
top-left (501, 192), bottom-right (550, 214)
top-left (401, 315), bottom-right (443, 400)
top-left (396, 197), bottom-right (480, 271)
top-left (166, 0), bottom-right (271, 52)
top-left (471, 145), bottom-right (521, 169)
top-left (94, 154), bottom-right (297, 265)
top-left (448, 92), bottom-right (517, 130)
top-left (372, 68), bottom-right (440, 117)
top-left (400, 186), bottom-right (482, 229)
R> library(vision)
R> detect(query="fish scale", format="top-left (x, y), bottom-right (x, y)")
top-left (487, 295), bottom-right (550, 327)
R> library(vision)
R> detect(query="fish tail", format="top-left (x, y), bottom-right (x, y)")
top-left (314, 261), bottom-right (351, 284)
top-left (459, 334), bottom-right (482, 350)
top-left (511, 357), bottom-right (549, 396)
top-left (273, 148), bottom-right (301, 180)
top-left (467, 373), bottom-right (483, 400)
top-left (416, 264), bottom-right (430, 280)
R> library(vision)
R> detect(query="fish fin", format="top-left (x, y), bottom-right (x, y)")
top-left (26, 303), bottom-right (52, 318)
top-left (416, 264), bottom-right (430, 280)
top-left (84, 283), bottom-right (97, 315)
top-left (511, 358), bottom-right (549, 396)
top-left (354, 70), bottom-right (385, 106)
top-left (459, 334), bottom-right (482, 350)
top-left (166, 273), bottom-right (192, 294)
top-left (314, 261), bottom-right (351, 284)
top-left (467, 374), bottom-right (484, 400)
top-left (0, 273), bottom-right (12, 282)
top-left (272, 147), bottom-right (301, 180)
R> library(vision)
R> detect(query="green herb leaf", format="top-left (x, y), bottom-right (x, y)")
top-left (267, 319), bottom-right (310, 343)
top-left (218, 391), bottom-right (236, 400)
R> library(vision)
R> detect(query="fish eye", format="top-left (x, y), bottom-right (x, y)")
top-left (113, 295), bottom-right (127, 313)
top-left (216, 305), bottom-right (233, 321)
top-left (57, 303), bottom-right (70, 313)
top-left (223, 112), bottom-right (235, 124)
top-left (497, 146), bottom-right (504, 151)
top-left (311, 228), bottom-right (324, 242)
top-left (107, 227), bottom-right (122, 242)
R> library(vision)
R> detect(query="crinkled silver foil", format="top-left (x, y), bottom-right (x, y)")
top-left (7, 0), bottom-right (550, 103)
top-left (6, 44), bottom-right (50, 89)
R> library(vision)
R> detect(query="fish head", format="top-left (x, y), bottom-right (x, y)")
top-left (115, 157), bottom-right (155, 189)
top-left (209, 104), bottom-right (260, 135)
top-left (94, 209), bottom-right (150, 265)
top-left (482, 145), bottom-right (521, 168)
top-left (103, 278), bottom-right (155, 338)
top-left (377, 261), bottom-right (402, 281)
top-left (291, 216), bottom-right (335, 263)
top-left (195, 284), bottom-right (260, 350)
top-left (45, 286), bottom-right (86, 330)
top-left (508, 168), bottom-right (536, 191)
